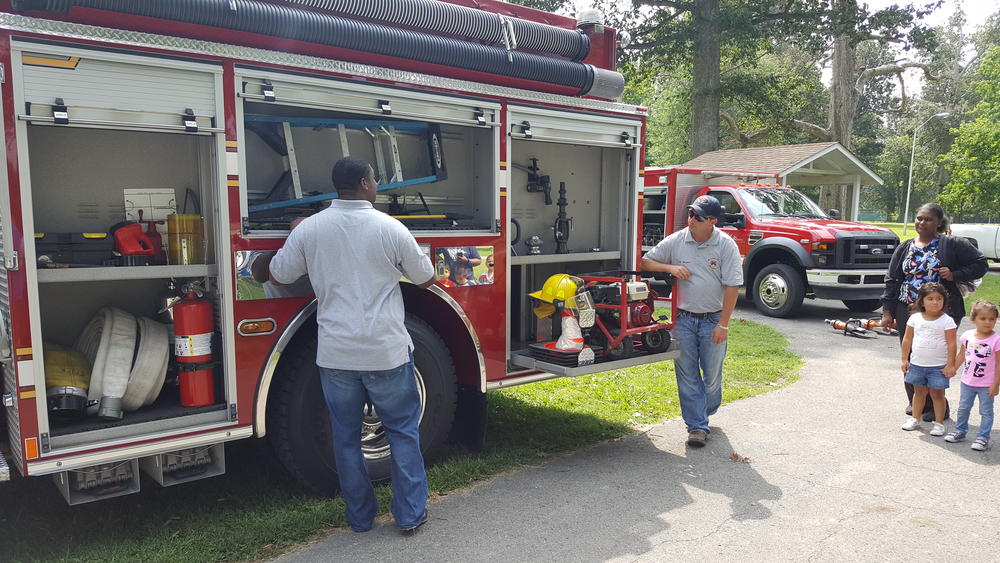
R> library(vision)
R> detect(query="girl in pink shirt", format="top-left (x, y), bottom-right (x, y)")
top-left (946, 300), bottom-right (1000, 450)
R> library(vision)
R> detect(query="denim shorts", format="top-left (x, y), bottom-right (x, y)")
top-left (905, 364), bottom-right (950, 389)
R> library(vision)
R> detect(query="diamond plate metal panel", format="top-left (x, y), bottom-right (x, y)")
top-left (0, 447), bottom-right (9, 481)
top-left (3, 361), bottom-right (20, 474)
top-left (0, 217), bottom-right (15, 475)
top-left (0, 13), bottom-right (643, 116)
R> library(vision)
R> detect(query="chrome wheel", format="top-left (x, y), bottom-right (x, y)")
top-left (757, 272), bottom-right (789, 310)
top-left (360, 368), bottom-right (427, 462)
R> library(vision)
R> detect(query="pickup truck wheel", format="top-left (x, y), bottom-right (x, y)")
top-left (842, 299), bottom-right (881, 313)
top-left (268, 315), bottom-right (457, 496)
top-left (752, 264), bottom-right (805, 318)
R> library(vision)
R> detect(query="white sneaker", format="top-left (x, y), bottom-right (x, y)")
top-left (901, 417), bottom-right (921, 431)
top-left (971, 437), bottom-right (991, 451)
top-left (930, 422), bottom-right (946, 436)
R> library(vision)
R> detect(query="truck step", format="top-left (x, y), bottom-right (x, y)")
top-left (140, 443), bottom-right (226, 487)
top-left (53, 459), bottom-right (141, 505)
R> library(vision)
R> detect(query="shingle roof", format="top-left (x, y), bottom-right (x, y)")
top-left (682, 142), bottom-right (841, 173)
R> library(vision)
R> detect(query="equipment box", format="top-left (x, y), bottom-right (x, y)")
top-left (34, 232), bottom-right (114, 266)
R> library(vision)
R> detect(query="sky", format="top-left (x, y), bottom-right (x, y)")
top-left (869, 0), bottom-right (996, 34)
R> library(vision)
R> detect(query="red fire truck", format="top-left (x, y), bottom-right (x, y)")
top-left (641, 167), bottom-right (898, 318)
top-left (0, 0), bottom-right (679, 503)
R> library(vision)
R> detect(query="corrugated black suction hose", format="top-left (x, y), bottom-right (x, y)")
top-left (12, 0), bottom-right (623, 98)
top-left (286, 0), bottom-right (590, 61)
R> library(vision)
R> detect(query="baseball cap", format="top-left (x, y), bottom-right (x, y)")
top-left (687, 195), bottom-right (723, 220)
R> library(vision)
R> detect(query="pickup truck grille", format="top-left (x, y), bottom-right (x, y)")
top-left (839, 237), bottom-right (897, 267)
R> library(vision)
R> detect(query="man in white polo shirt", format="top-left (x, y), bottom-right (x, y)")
top-left (640, 195), bottom-right (743, 448)
top-left (257, 157), bottom-right (435, 535)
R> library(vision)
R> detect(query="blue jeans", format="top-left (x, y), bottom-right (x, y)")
top-left (955, 383), bottom-right (995, 440)
top-left (904, 364), bottom-right (950, 389)
top-left (318, 353), bottom-right (427, 531)
top-left (672, 312), bottom-right (726, 434)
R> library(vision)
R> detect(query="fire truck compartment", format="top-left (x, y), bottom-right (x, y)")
top-left (241, 78), bottom-right (499, 234)
top-left (18, 123), bottom-right (233, 450)
top-left (26, 127), bottom-right (218, 255)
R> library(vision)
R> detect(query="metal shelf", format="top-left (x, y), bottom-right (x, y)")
top-left (643, 209), bottom-right (666, 214)
top-left (510, 251), bottom-right (620, 265)
top-left (509, 341), bottom-right (679, 377)
top-left (37, 264), bottom-right (217, 283)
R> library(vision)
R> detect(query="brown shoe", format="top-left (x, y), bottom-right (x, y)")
top-left (686, 430), bottom-right (708, 448)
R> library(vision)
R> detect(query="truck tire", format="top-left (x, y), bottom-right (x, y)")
top-left (752, 263), bottom-right (805, 318)
top-left (268, 314), bottom-right (458, 496)
top-left (842, 299), bottom-right (881, 313)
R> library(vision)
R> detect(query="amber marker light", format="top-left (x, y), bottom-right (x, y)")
top-left (238, 319), bottom-right (276, 336)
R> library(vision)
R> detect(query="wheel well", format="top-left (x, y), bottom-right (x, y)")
top-left (255, 284), bottom-right (484, 439)
top-left (401, 284), bottom-right (482, 390)
top-left (746, 248), bottom-right (804, 287)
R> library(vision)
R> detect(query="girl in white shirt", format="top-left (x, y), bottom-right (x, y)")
top-left (901, 282), bottom-right (958, 435)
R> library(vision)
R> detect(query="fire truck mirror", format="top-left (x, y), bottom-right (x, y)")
top-left (434, 246), bottom-right (494, 287)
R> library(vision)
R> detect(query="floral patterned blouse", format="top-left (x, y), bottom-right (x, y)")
top-left (899, 237), bottom-right (942, 304)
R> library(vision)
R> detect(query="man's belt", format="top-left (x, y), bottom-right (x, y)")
top-left (677, 309), bottom-right (721, 318)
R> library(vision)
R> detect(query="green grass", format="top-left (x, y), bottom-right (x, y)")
top-left (866, 221), bottom-right (908, 240)
top-left (0, 319), bottom-right (799, 562)
top-left (968, 273), bottom-right (1000, 309)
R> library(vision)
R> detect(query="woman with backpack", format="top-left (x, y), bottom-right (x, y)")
top-left (882, 202), bottom-right (989, 421)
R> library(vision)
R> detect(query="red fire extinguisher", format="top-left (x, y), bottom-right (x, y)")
top-left (173, 291), bottom-right (215, 407)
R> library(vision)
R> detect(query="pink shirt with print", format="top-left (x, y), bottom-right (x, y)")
top-left (959, 329), bottom-right (1000, 387)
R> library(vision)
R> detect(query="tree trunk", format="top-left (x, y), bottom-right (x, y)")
top-left (828, 34), bottom-right (857, 147)
top-left (690, 0), bottom-right (720, 157)
top-left (821, 32), bottom-right (856, 219)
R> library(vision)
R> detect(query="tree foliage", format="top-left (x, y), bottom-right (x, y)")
top-left (505, 0), bottom-right (569, 13)
top-left (940, 46), bottom-right (1000, 219)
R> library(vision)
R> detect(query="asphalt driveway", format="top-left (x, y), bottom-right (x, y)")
top-left (277, 296), bottom-right (998, 562)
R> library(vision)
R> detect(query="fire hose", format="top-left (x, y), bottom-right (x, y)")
top-left (75, 307), bottom-right (170, 419)
top-left (120, 316), bottom-right (170, 411)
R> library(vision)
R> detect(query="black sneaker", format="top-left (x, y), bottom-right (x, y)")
top-left (400, 511), bottom-right (428, 536)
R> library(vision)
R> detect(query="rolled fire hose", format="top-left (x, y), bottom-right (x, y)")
top-left (121, 316), bottom-right (170, 411)
top-left (43, 342), bottom-right (92, 418)
top-left (75, 308), bottom-right (169, 420)
top-left (75, 307), bottom-right (136, 419)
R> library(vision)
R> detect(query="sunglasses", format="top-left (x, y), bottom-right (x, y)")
top-left (687, 209), bottom-right (709, 222)
top-left (487, 263), bottom-right (494, 267)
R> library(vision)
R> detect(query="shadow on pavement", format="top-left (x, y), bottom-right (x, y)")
top-left (281, 426), bottom-right (782, 562)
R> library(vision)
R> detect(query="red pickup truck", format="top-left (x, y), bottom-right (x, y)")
top-left (642, 167), bottom-right (899, 317)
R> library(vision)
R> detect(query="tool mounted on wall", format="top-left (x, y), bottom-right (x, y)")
top-left (512, 158), bottom-right (552, 205)
top-left (553, 181), bottom-right (573, 254)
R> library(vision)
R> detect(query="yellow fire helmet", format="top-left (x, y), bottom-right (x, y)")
top-left (529, 274), bottom-right (585, 308)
